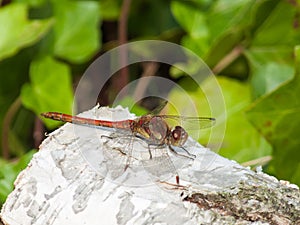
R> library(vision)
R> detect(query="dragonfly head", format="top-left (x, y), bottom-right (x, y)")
top-left (169, 126), bottom-right (188, 147)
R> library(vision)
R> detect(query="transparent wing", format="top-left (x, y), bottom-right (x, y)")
top-left (155, 115), bottom-right (216, 129)
top-left (147, 99), bottom-right (168, 115)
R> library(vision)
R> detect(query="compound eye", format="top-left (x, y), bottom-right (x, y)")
top-left (171, 126), bottom-right (188, 146)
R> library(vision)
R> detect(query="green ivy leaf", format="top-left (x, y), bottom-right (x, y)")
top-left (251, 0), bottom-right (298, 46)
top-left (171, 1), bottom-right (210, 56)
top-left (243, 0), bottom-right (298, 98)
top-left (53, 0), bottom-right (101, 63)
top-left (21, 56), bottom-right (73, 129)
top-left (171, 0), bottom-right (254, 58)
top-left (249, 62), bottom-right (294, 99)
top-left (245, 46), bottom-right (295, 98)
top-left (207, 0), bottom-right (253, 43)
top-left (0, 3), bottom-right (53, 61)
top-left (171, 1), bottom-right (208, 38)
top-left (246, 46), bottom-right (300, 186)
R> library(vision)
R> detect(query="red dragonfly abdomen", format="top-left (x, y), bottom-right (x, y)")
top-left (41, 112), bottom-right (133, 130)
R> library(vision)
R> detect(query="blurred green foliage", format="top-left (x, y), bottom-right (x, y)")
top-left (247, 48), bottom-right (300, 186)
top-left (0, 0), bottom-right (300, 206)
top-left (0, 150), bottom-right (35, 204)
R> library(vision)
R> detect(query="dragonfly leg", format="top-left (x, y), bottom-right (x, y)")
top-left (180, 146), bottom-right (196, 159)
top-left (168, 145), bottom-right (195, 159)
top-left (176, 175), bottom-right (180, 185)
top-left (147, 145), bottom-right (153, 159)
top-left (101, 134), bottom-right (136, 172)
top-left (100, 134), bottom-right (113, 141)
top-left (101, 135), bottom-right (127, 155)
top-left (147, 143), bottom-right (167, 160)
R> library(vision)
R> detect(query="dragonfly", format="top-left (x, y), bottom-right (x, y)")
top-left (41, 105), bottom-right (216, 184)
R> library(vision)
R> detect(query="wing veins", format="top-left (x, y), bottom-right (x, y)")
top-left (151, 115), bottom-right (216, 129)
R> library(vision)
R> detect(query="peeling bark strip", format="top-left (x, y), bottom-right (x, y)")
top-left (1, 106), bottom-right (300, 225)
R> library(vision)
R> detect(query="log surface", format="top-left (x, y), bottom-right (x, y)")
top-left (1, 106), bottom-right (299, 225)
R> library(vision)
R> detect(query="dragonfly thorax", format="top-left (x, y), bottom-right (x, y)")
top-left (129, 116), bottom-right (168, 145)
top-left (169, 126), bottom-right (188, 147)
top-left (147, 116), bottom-right (169, 144)
top-left (132, 116), bottom-right (189, 147)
